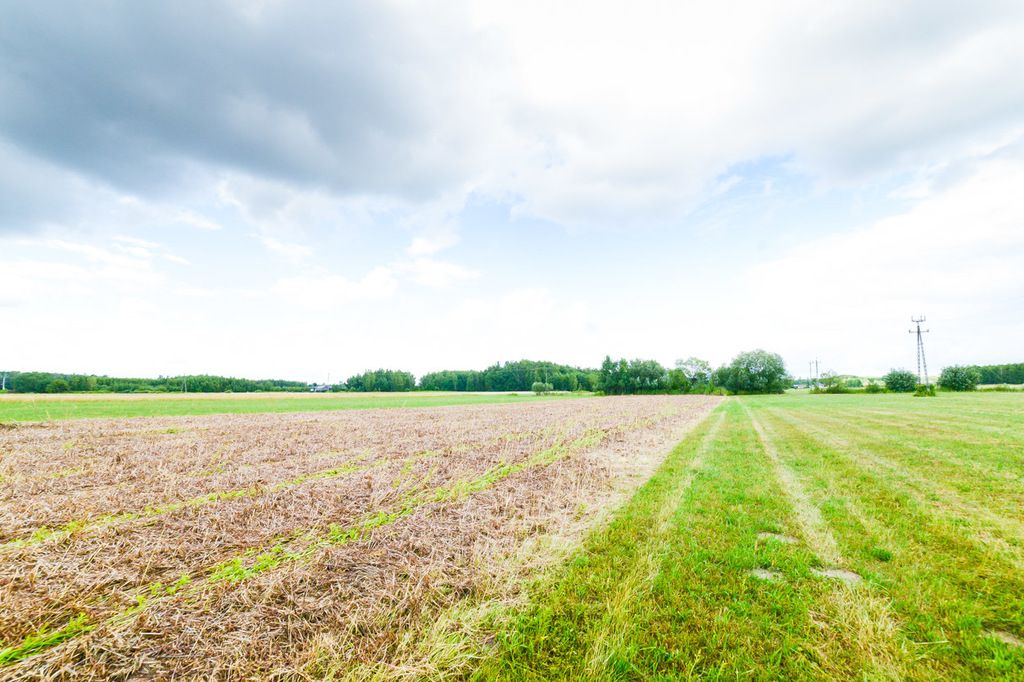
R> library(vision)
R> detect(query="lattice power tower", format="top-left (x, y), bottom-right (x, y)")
top-left (909, 316), bottom-right (930, 386)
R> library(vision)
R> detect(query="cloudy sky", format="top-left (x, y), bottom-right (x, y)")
top-left (2, 1), bottom-right (1023, 382)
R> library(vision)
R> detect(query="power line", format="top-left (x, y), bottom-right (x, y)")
top-left (909, 316), bottom-right (930, 386)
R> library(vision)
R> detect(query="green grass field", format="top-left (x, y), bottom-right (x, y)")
top-left (0, 391), bottom-right (581, 422)
top-left (476, 392), bottom-right (1024, 679)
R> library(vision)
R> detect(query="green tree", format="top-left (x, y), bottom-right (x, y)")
top-left (667, 368), bottom-right (690, 393)
top-left (883, 369), bottom-right (918, 393)
top-left (675, 357), bottom-right (711, 387)
top-left (715, 350), bottom-right (788, 394)
top-left (938, 365), bottom-right (981, 392)
top-left (531, 381), bottom-right (553, 394)
top-left (816, 372), bottom-right (849, 394)
top-left (45, 378), bottom-right (70, 393)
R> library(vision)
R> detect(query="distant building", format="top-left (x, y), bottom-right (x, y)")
top-left (310, 384), bottom-right (331, 392)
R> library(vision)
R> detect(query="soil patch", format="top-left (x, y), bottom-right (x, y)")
top-left (811, 567), bottom-right (863, 585)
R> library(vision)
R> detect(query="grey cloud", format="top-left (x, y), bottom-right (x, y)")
top-left (0, 1), bottom-right (498, 206)
top-left (2, 0), bottom-right (1023, 236)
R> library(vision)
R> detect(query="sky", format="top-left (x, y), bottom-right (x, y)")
top-left (2, 1), bottom-right (1023, 383)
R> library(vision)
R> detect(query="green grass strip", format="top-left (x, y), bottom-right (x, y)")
top-left (0, 392), bottom-right (585, 422)
top-left (0, 615), bottom-right (95, 666)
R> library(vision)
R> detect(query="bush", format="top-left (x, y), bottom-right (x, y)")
top-left (883, 369), bottom-right (918, 393)
top-left (45, 379), bottom-right (70, 393)
top-left (814, 372), bottom-right (849, 394)
top-left (864, 381), bottom-right (884, 394)
top-left (938, 365), bottom-right (981, 392)
top-left (845, 378), bottom-right (863, 388)
top-left (913, 383), bottom-right (936, 397)
top-left (531, 381), bottom-right (553, 395)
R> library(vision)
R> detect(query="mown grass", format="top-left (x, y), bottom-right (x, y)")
top-left (0, 392), bottom-right (583, 422)
top-left (474, 393), bottom-right (1024, 679)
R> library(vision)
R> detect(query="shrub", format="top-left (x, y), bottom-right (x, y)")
top-left (883, 369), bottom-right (918, 393)
top-left (814, 372), bottom-right (849, 394)
top-left (864, 381), bottom-right (884, 394)
top-left (845, 378), bottom-right (863, 388)
top-left (45, 379), bottom-right (70, 393)
top-left (531, 381), bottom-right (553, 395)
top-left (913, 383), bottom-right (936, 397)
top-left (938, 365), bottom-right (981, 392)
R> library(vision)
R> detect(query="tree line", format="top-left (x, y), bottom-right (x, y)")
top-left (3, 350), bottom-right (795, 395)
top-left (419, 360), bottom-right (599, 392)
top-left (0, 371), bottom-right (310, 394)
top-left (969, 363), bottom-right (1024, 385)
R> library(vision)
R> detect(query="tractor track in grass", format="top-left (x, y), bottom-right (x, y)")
top-left (747, 398), bottom-right (1024, 677)
top-left (745, 405), bottom-right (909, 678)
top-left (764, 408), bottom-right (1024, 572)
top-left (581, 410), bottom-right (726, 676)
top-left (794, 409), bottom-right (1024, 493)
top-left (745, 406), bottom-right (843, 567)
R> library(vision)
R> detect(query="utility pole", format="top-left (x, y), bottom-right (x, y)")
top-left (909, 316), bottom-right (930, 386)
top-left (809, 361), bottom-right (813, 388)
top-left (1, 373), bottom-right (6, 391)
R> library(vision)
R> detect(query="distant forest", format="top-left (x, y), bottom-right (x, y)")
top-left (0, 372), bottom-right (309, 394)
top-left (971, 363), bottom-right (1024, 385)
top-left (418, 360), bottom-right (599, 392)
top-left (11, 354), bottom-right (1013, 395)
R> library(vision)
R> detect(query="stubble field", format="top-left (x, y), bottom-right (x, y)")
top-left (0, 395), bottom-right (719, 679)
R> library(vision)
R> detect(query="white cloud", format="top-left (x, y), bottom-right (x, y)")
top-left (740, 157), bottom-right (1024, 373)
top-left (173, 209), bottom-right (222, 231)
top-left (406, 233), bottom-right (459, 257)
top-left (472, 1), bottom-right (1024, 227)
top-left (256, 235), bottom-right (314, 263)
top-left (270, 267), bottom-right (398, 309)
top-left (396, 257), bottom-right (479, 288)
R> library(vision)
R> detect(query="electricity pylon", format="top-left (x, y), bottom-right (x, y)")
top-left (909, 316), bottom-right (930, 386)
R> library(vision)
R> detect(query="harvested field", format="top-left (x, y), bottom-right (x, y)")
top-left (0, 395), bottom-right (720, 678)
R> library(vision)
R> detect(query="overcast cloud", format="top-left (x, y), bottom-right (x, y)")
top-left (2, 1), bottom-right (1022, 380)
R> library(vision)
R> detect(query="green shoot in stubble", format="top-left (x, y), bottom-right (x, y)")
top-left (0, 416), bottom-right (651, 668)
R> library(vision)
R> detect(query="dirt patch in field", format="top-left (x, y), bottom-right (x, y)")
top-left (748, 568), bottom-right (784, 581)
top-left (757, 531), bottom-right (799, 544)
top-left (986, 629), bottom-right (1024, 648)
top-left (811, 567), bottom-right (864, 585)
top-left (0, 395), bottom-right (721, 678)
